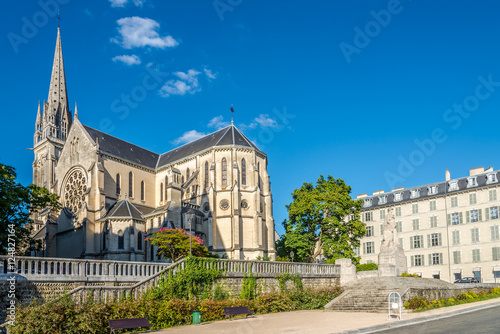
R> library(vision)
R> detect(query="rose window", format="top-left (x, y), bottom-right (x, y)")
top-left (64, 170), bottom-right (87, 214)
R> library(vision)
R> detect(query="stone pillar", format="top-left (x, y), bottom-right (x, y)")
top-left (335, 258), bottom-right (356, 286)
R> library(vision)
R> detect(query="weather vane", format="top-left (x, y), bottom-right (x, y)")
top-left (230, 105), bottom-right (235, 124)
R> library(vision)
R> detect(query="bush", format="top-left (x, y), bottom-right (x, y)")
top-left (9, 286), bottom-right (344, 333)
top-left (404, 296), bottom-right (429, 310)
top-left (356, 263), bottom-right (378, 272)
top-left (400, 272), bottom-right (420, 278)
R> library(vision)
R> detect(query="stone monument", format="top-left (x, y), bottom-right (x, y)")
top-left (378, 208), bottom-right (407, 276)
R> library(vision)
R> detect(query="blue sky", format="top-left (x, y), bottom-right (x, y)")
top-left (2, 0), bottom-right (500, 236)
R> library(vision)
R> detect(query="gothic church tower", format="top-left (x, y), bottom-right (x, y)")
top-left (33, 28), bottom-right (72, 191)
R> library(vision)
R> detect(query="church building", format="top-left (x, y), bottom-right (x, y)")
top-left (30, 28), bottom-right (276, 262)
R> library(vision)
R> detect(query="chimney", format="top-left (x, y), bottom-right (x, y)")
top-left (357, 193), bottom-right (367, 199)
top-left (470, 166), bottom-right (485, 176)
top-left (445, 169), bottom-right (450, 181)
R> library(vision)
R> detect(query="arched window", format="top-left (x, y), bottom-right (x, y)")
top-left (182, 175), bottom-right (185, 184)
top-left (222, 158), bottom-right (227, 186)
top-left (150, 244), bottom-right (154, 261)
top-left (186, 168), bottom-right (190, 180)
top-left (160, 183), bottom-right (164, 202)
top-left (140, 181), bottom-right (145, 201)
top-left (165, 176), bottom-right (168, 200)
top-left (129, 172), bottom-right (133, 197)
top-left (204, 161), bottom-right (209, 188)
top-left (103, 229), bottom-right (106, 250)
top-left (257, 162), bottom-right (261, 190)
top-left (241, 158), bottom-right (246, 185)
top-left (137, 232), bottom-right (143, 250)
top-left (118, 230), bottom-right (124, 249)
top-left (116, 174), bottom-right (121, 195)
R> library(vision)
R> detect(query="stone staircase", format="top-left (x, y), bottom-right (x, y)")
top-left (325, 287), bottom-right (407, 313)
top-left (325, 276), bottom-right (459, 313)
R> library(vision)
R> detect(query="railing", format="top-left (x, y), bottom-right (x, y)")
top-left (0, 256), bottom-right (170, 282)
top-left (211, 259), bottom-right (340, 277)
top-left (63, 260), bottom-right (186, 304)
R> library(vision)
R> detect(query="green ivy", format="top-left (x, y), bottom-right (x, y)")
top-left (240, 264), bottom-right (258, 300)
top-left (147, 256), bottom-right (224, 300)
top-left (277, 273), bottom-right (303, 292)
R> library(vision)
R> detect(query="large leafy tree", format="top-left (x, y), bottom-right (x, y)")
top-left (0, 163), bottom-right (61, 255)
top-left (282, 175), bottom-right (366, 263)
top-left (147, 227), bottom-right (209, 262)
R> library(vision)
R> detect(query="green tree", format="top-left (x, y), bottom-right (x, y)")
top-left (0, 163), bottom-right (61, 255)
top-left (147, 227), bottom-right (209, 262)
top-left (282, 175), bottom-right (366, 263)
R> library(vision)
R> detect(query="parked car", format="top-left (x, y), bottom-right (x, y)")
top-left (454, 277), bottom-right (479, 283)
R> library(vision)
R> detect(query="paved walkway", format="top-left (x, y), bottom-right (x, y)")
top-left (147, 297), bottom-right (500, 334)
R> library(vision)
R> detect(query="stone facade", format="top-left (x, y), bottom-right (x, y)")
top-left (359, 166), bottom-right (500, 283)
top-left (30, 28), bottom-right (275, 262)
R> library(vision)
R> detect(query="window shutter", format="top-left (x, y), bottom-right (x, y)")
top-left (491, 226), bottom-right (496, 241)
top-left (447, 214), bottom-right (451, 225)
top-left (439, 253), bottom-right (443, 265)
top-left (410, 237), bottom-right (414, 249)
top-left (459, 212), bottom-right (463, 224)
top-left (428, 254), bottom-right (432, 265)
top-left (466, 211), bottom-right (470, 223)
top-left (422, 256), bottom-right (425, 266)
top-left (485, 208), bottom-right (489, 221)
top-left (479, 209), bottom-right (483, 221)
top-left (411, 255), bottom-right (414, 267)
top-left (438, 233), bottom-right (442, 246)
top-left (427, 234), bottom-right (431, 248)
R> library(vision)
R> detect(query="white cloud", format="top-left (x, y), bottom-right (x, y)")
top-left (254, 114), bottom-right (278, 128)
top-left (204, 68), bottom-right (217, 80)
top-left (112, 54), bottom-right (141, 65)
top-left (111, 17), bottom-right (179, 49)
top-left (172, 130), bottom-right (206, 145)
top-left (109, 0), bottom-right (144, 7)
top-left (159, 69), bottom-right (201, 97)
top-left (208, 116), bottom-right (229, 129)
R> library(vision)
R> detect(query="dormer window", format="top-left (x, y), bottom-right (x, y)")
top-left (467, 177), bottom-right (477, 188)
top-left (394, 192), bottom-right (403, 202)
top-left (487, 173), bottom-right (497, 184)
top-left (410, 189), bottom-right (420, 199)
top-left (428, 185), bottom-right (437, 195)
top-left (363, 198), bottom-right (372, 207)
top-left (448, 180), bottom-right (458, 191)
top-left (379, 196), bottom-right (387, 204)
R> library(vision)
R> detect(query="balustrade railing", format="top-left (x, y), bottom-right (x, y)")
top-left (0, 256), bottom-right (170, 282)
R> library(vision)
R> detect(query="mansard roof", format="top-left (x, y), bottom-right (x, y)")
top-left (82, 124), bottom-right (260, 170)
top-left (360, 169), bottom-right (500, 210)
top-left (156, 125), bottom-right (260, 168)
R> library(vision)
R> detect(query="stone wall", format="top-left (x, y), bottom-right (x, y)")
top-left (403, 287), bottom-right (493, 303)
top-left (213, 276), bottom-right (340, 297)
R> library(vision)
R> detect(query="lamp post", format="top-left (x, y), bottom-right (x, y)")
top-left (290, 251), bottom-right (294, 262)
top-left (186, 209), bottom-right (195, 256)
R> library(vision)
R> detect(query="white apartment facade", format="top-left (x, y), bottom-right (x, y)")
top-left (358, 166), bottom-right (500, 283)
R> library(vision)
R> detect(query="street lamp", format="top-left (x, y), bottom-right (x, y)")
top-left (186, 209), bottom-right (195, 256)
top-left (290, 251), bottom-right (294, 262)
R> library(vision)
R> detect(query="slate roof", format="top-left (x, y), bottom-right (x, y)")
top-left (156, 125), bottom-right (260, 168)
top-left (361, 170), bottom-right (500, 210)
top-left (82, 124), bottom-right (260, 170)
top-left (83, 125), bottom-right (159, 169)
top-left (102, 198), bottom-right (146, 221)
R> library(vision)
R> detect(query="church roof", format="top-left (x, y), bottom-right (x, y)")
top-left (83, 125), bottom-right (159, 169)
top-left (156, 125), bottom-right (260, 168)
top-left (82, 124), bottom-right (260, 170)
top-left (102, 198), bottom-right (145, 221)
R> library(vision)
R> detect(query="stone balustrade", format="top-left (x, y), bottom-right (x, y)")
top-left (212, 259), bottom-right (341, 278)
top-left (0, 256), bottom-right (170, 282)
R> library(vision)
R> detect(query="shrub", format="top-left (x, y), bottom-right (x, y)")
top-left (404, 296), bottom-right (429, 310)
top-left (356, 263), bottom-right (378, 272)
top-left (400, 272), bottom-right (420, 278)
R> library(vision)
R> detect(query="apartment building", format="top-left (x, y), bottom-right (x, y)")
top-left (358, 166), bottom-right (500, 283)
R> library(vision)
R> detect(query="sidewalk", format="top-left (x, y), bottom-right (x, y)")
top-left (149, 297), bottom-right (500, 334)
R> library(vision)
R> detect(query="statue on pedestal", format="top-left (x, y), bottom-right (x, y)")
top-left (378, 208), bottom-right (407, 276)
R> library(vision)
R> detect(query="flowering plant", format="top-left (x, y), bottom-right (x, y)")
top-left (146, 228), bottom-right (209, 262)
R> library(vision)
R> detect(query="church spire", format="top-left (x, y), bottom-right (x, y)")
top-left (47, 27), bottom-right (69, 116)
top-left (74, 102), bottom-right (78, 120)
top-left (41, 27), bottom-right (71, 140)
